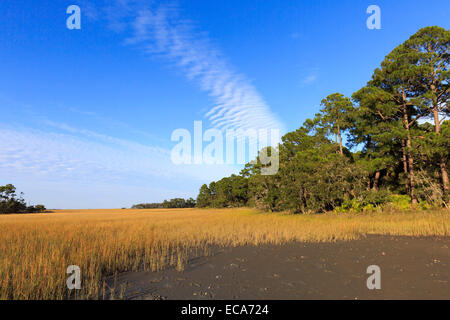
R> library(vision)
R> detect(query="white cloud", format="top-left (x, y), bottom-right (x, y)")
top-left (0, 125), bottom-right (237, 207)
top-left (125, 4), bottom-right (285, 134)
top-left (0, 124), bottom-right (237, 181)
top-left (302, 73), bottom-right (318, 85)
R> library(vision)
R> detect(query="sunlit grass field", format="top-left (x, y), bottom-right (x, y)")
top-left (0, 207), bottom-right (448, 299)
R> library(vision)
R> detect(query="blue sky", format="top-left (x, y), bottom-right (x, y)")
top-left (0, 0), bottom-right (448, 208)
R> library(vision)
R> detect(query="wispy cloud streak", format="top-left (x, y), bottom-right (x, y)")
top-left (0, 123), bottom-right (238, 208)
top-left (125, 4), bottom-right (285, 133)
top-left (0, 124), bottom-right (236, 183)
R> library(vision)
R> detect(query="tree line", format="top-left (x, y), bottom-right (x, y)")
top-left (0, 184), bottom-right (46, 214)
top-left (132, 197), bottom-right (196, 209)
top-left (196, 26), bottom-right (449, 213)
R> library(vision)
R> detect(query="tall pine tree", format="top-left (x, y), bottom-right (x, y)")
top-left (404, 26), bottom-right (449, 193)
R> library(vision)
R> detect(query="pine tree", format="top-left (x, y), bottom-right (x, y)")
top-left (351, 86), bottom-right (400, 191)
top-left (317, 93), bottom-right (354, 155)
top-left (404, 26), bottom-right (449, 193)
top-left (368, 44), bottom-right (428, 205)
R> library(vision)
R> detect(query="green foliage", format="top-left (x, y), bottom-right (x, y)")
top-left (317, 93), bottom-right (354, 154)
top-left (196, 184), bottom-right (212, 208)
top-left (195, 26), bottom-right (449, 213)
top-left (26, 204), bottom-right (47, 213)
top-left (335, 199), bottom-right (368, 213)
top-left (334, 192), bottom-right (416, 213)
top-left (387, 195), bottom-right (412, 211)
top-left (335, 190), bottom-right (390, 212)
top-left (0, 184), bottom-right (46, 214)
top-left (197, 175), bottom-right (249, 208)
top-left (418, 201), bottom-right (433, 211)
top-left (132, 198), bottom-right (196, 209)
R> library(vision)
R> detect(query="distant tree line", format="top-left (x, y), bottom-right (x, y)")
top-left (0, 184), bottom-right (46, 214)
top-left (196, 26), bottom-right (449, 213)
top-left (132, 197), bottom-right (196, 209)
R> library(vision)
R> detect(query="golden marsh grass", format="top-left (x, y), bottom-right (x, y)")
top-left (0, 207), bottom-right (448, 299)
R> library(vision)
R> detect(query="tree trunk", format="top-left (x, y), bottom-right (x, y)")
top-left (337, 124), bottom-right (343, 155)
top-left (403, 102), bottom-right (418, 206)
top-left (432, 101), bottom-right (449, 192)
top-left (372, 170), bottom-right (381, 190)
top-left (334, 133), bottom-right (339, 154)
top-left (406, 136), bottom-right (417, 206)
top-left (401, 139), bottom-right (409, 193)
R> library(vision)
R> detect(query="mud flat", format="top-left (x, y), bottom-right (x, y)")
top-left (110, 235), bottom-right (449, 300)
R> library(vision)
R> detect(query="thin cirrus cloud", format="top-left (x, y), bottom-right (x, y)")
top-left (302, 73), bottom-right (318, 85)
top-left (0, 123), bottom-right (236, 184)
top-left (123, 3), bottom-right (285, 134)
top-left (0, 122), bottom-right (238, 208)
top-left (0, 125), bottom-right (168, 184)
